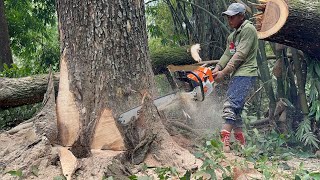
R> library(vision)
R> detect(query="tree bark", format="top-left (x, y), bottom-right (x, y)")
top-left (0, 73), bottom-right (60, 108)
top-left (0, 0), bottom-right (13, 71)
top-left (257, 41), bottom-right (276, 123)
top-left (291, 48), bottom-right (309, 116)
top-left (56, 1), bottom-right (198, 171)
top-left (56, 0), bottom-right (155, 158)
top-left (255, 0), bottom-right (320, 58)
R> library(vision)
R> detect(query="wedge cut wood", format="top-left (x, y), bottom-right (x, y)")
top-left (254, 0), bottom-right (320, 58)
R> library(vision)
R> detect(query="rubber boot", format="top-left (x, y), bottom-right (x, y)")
top-left (220, 130), bottom-right (231, 153)
top-left (234, 131), bottom-right (246, 146)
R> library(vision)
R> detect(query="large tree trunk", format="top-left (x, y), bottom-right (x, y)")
top-left (254, 0), bottom-right (320, 58)
top-left (56, 0), bottom-right (197, 174)
top-left (0, 0), bottom-right (13, 71)
top-left (56, 0), bottom-right (154, 157)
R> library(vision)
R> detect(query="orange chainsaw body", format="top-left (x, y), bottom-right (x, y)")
top-left (187, 66), bottom-right (214, 94)
top-left (171, 65), bottom-right (215, 101)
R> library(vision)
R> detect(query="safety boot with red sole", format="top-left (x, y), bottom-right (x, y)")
top-left (234, 131), bottom-right (246, 146)
top-left (220, 130), bottom-right (231, 153)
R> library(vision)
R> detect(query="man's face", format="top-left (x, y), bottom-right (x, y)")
top-left (227, 13), bottom-right (244, 29)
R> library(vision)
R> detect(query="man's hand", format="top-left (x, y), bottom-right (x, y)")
top-left (212, 66), bottom-right (220, 75)
top-left (212, 71), bottom-right (225, 83)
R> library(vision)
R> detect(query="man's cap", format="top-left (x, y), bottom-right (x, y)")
top-left (222, 3), bottom-right (246, 16)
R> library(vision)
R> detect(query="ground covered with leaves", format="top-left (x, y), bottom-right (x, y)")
top-left (125, 128), bottom-right (320, 180)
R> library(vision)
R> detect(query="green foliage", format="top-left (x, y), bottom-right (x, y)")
top-left (308, 60), bottom-right (320, 122)
top-left (193, 137), bottom-right (232, 179)
top-left (0, 103), bottom-right (42, 130)
top-left (0, 63), bottom-right (33, 77)
top-left (4, 0), bottom-right (59, 75)
top-left (128, 166), bottom-right (191, 180)
top-left (146, 1), bottom-right (189, 46)
top-left (293, 162), bottom-right (320, 180)
top-left (294, 59), bottom-right (320, 149)
top-left (296, 118), bottom-right (319, 149)
top-left (7, 169), bottom-right (23, 178)
top-left (245, 129), bottom-right (289, 158)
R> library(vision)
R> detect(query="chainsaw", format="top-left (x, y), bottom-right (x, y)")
top-left (118, 64), bottom-right (216, 124)
top-left (170, 64), bottom-right (215, 101)
top-left (117, 44), bottom-right (216, 124)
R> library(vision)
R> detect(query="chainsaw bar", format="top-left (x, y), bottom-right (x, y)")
top-left (117, 92), bottom-right (178, 124)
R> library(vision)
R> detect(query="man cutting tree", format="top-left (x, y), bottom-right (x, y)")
top-left (212, 3), bottom-right (258, 153)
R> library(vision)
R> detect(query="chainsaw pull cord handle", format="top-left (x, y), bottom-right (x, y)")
top-left (185, 71), bottom-right (205, 101)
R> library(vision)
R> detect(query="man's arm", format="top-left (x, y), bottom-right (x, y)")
top-left (221, 27), bottom-right (256, 74)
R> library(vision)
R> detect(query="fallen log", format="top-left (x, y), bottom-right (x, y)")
top-left (0, 73), bottom-right (60, 108)
top-left (254, 0), bottom-right (320, 58)
top-left (0, 51), bottom-right (283, 109)
top-left (151, 46), bottom-right (196, 74)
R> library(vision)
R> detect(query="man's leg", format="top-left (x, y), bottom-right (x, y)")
top-left (221, 120), bottom-right (233, 153)
top-left (220, 99), bottom-right (237, 153)
top-left (220, 76), bottom-right (256, 151)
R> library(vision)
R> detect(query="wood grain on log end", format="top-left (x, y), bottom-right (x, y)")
top-left (255, 0), bottom-right (289, 39)
top-left (57, 50), bottom-right (80, 146)
top-left (91, 109), bottom-right (126, 150)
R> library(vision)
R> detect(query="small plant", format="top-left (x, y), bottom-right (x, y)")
top-left (296, 118), bottom-right (319, 149)
top-left (7, 169), bottom-right (23, 179)
top-left (292, 162), bottom-right (320, 180)
top-left (193, 137), bottom-right (232, 179)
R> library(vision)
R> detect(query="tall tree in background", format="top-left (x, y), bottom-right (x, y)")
top-left (0, 0), bottom-right (13, 71)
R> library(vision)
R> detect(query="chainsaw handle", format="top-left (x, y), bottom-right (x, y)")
top-left (185, 71), bottom-right (205, 101)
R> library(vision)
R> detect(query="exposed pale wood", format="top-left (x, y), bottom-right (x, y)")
top-left (167, 64), bottom-right (202, 72)
top-left (197, 60), bottom-right (219, 65)
top-left (249, 2), bottom-right (267, 11)
top-left (56, 50), bottom-right (80, 146)
top-left (258, 0), bottom-right (288, 39)
top-left (190, 44), bottom-right (202, 62)
top-left (260, 2), bottom-right (280, 32)
top-left (91, 109), bottom-right (126, 150)
top-left (58, 147), bottom-right (78, 180)
top-left (258, 0), bottom-right (269, 3)
top-left (255, 0), bottom-right (320, 58)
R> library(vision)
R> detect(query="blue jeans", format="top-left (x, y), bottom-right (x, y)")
top-left (222, 76), bottom-right (256, 127)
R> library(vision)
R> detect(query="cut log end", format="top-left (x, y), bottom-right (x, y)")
top-left (253, 0), bottom-right (289, 39)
